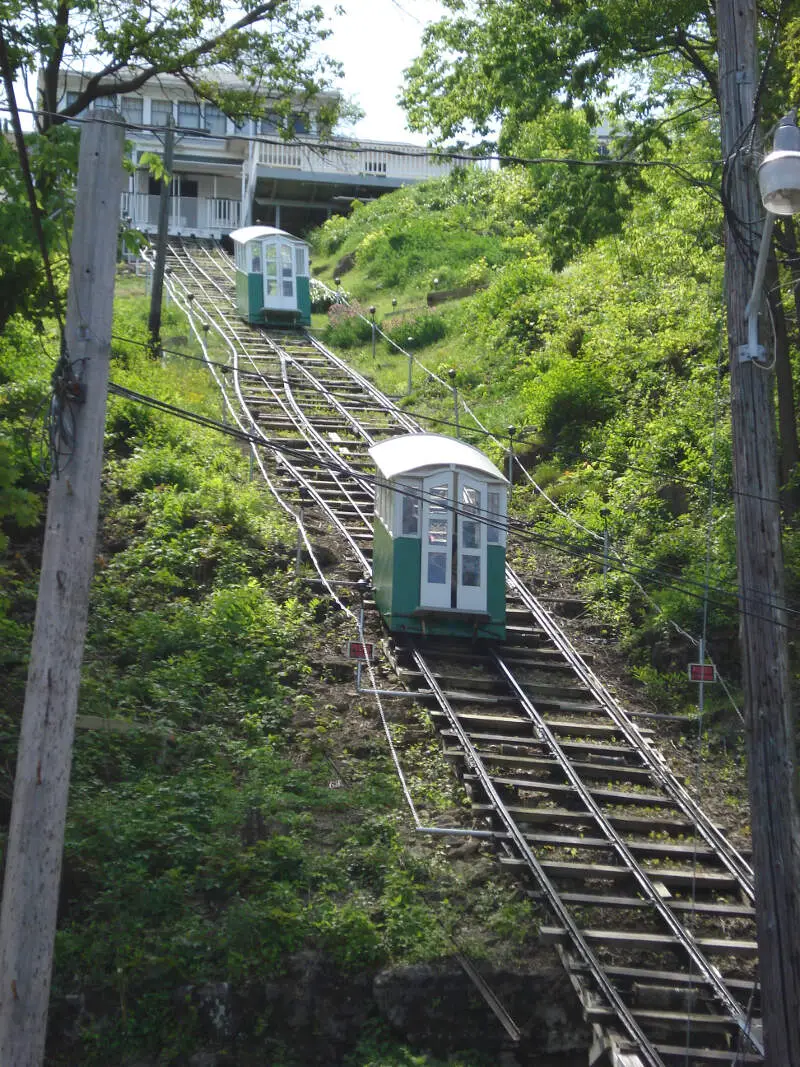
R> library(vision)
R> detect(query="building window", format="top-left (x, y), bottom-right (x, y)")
top-left (487, 490), bottom-right (503, 545)
top-left (177, 101), bottom-right (201, 129)
top-left (400, 479), bottom-right (421, 536)
top-left (93, 94), bottom-right (116, 111)
top-left (259, 113), bottom-right (280, 135)
top-left (204, 104), bottom-right (226, 135)
top-left (151, 99), bottom-right (172, 128)
top-left (63, 91), bottom-right (85, 124)
top-left (120, 96), bottom-right (143, 125)
top-left (264, 244), bottom-right (278, 296)
top-left (293, 113), bottom-right (309, 135)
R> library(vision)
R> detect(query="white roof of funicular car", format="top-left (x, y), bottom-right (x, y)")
top-left (230, 226), bottom-right (306, 245)
top-left (369, 433), bottom-right (508, 484)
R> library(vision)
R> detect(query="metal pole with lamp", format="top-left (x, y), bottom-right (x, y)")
top-left (448, 368), bottom-right (459, 437)
top-left (719, 1), bottom-right (800, 1057)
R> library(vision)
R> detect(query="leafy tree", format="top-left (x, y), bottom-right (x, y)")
top-left (0, 0), bottom-right (349, 330)
top-left (1, 0), bottom-right (343, 133)
top-left (400, 0), bottom-right (718, 141)
top-left (0, 125), bottom-right (77, 332)
top-left (503, 104), bottom-right (640, 268)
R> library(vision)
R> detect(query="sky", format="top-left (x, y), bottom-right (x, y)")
top-left (317, 0), bottom-right (445, 144)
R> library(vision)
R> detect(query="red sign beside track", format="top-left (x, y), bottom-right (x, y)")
top-left (688, 663), bottom-right (716, 683)
top-left (347, 641), bottom-right (373, 661)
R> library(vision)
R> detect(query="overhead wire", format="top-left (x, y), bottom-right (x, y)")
top-left (137, 252), bottom-right (800, 619)
top-left (1, 103), bottom-right (725, 174)
top-left (105, 375), bottom-right (800, 634)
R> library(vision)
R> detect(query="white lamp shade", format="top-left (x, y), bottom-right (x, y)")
top-left (758, 150), bottom-right (800, 215)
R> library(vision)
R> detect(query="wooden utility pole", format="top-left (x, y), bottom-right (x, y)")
top-left (0, 115), bottom-right (125, 1066)
top-left (148, 115), bottom-right (175, 354)
top-left (717, 3), bottom-right (800, 1064)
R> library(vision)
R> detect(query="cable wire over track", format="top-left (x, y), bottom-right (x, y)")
top-left (148, 238), bottom-right (764, 1067)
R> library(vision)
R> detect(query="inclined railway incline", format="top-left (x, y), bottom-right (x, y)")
top-left (152, 238), bottom-right (763, 1067)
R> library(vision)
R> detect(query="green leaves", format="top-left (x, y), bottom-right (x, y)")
top-left (400, 0), bottom-right (718, 140)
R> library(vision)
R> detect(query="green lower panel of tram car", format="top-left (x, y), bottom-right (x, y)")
top-left (296, 276), bottom-right (311, 326)
top-left (236, 270), bottom-right (265, 323)
top-left (236, 271), bottom-right (310, 325)
top-left (373, 525), bottom-right (421, 624)
top-left (373, 523), bottom-right (506, 640)
top-left (486, 545), bottom-right (506, 631)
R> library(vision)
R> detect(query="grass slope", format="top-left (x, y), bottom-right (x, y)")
top-left (0, 282), bottom-right (544, 1066)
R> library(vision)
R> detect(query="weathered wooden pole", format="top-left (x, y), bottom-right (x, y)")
top-left (717, 3), bottom-right (800, 1063)
top-left (0, 114), bottom-right (125, 1066)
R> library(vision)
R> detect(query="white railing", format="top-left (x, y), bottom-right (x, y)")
top-left (256, 136), bottom-right (460, 182)
top-left (120, 193), bottom-right (241, 234)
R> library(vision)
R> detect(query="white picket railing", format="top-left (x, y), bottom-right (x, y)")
top-left (257, 137), bottom-right (459, 181)
top-left (121, 193), bottom-right (241, 234)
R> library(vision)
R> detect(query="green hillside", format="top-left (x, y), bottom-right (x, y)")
top-left (0, 287), bottom-right (558, 1067)
top-left (308, 121), bottom-right (788, 724)
top-left (0, 104), bottom-right (784, 1067)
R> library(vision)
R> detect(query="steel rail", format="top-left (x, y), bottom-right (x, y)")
top-left (166, 240), bottom-right (237, 308)
top-left (161, 241), bottom-right (762, 1064)
top-left (506, 572), bottom-right (756, 901)
top-left (274, 346), bottom-right (376, 538)
top-left (197, 241), bottom-right (237, 285)
top-left (226, 331), bottom-right (374, 575)
top-left (409, 642), bottom-right (666, 1067)
top-left (157, 248), bottom-right (374, 578)
top-left (305, 332), bottom-right (419, 436)
top-left (491, 649), bottom-right (762, 1056)
top-left (277, 342), bottom-right (381, 447)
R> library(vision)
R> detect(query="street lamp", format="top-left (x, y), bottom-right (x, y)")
top-left (758, 110), bottom-right (800, 214)
top-left (448, 368), bottom-right (459, 437)
top-left (369, 305), bottom-right (377, 360)
top-left (742, 111), bottom-right (800, 362)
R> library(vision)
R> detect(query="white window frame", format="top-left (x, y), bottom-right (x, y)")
top-left (394, 477), bottom-right (421, 538)
top-left (485, 487), bottom-right (507, 547)
top-left (204, 103), bottom-right (227, 135)
top-left (177, 100), bottom-right (202, 130)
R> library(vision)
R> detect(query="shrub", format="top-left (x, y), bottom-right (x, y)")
top-left (324, 302), bottom-right (374, 348)
top-left (523, 359), bottom-right (616, 450)
top-left (383, 311), bottom-right (447, 351)
top-left (312, 212), bottom-right (352, 255)
top-left (310, 277), bottom-right (351, 313)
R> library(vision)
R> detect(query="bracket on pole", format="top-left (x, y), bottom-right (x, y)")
top-left (737, 342), bottom-right (767, 363)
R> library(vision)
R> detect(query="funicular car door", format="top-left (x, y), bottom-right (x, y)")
top-left (456, 475), bottom-right (488, 612)
top-left (264, 238), bottom-right (296, 311)
top-left (420, 472), bottom-right (454, 609)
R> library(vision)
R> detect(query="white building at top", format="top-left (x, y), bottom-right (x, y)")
top-left (54, 70), bottom-right (461, 240)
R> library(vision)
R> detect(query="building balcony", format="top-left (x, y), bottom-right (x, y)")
top-left (121, 192), bottom-right (241, 237)
top-left (256, 136), bottom-right (458, 185)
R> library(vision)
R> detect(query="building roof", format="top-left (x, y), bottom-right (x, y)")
top-left (229, 225), bottom-right (306, 245)
top-left (369, 433), bottom-right (507, 484)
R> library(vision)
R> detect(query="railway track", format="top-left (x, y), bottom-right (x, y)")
top-left (152, 238), bottom-right (763, 1067)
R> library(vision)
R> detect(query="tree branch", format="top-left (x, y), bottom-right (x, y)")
top-left (53, 0), bottom-right (285, 125)
top-left (674, 26), bottom-right (719, 102)
top-left (39, 0), bottom-right (71, 131)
